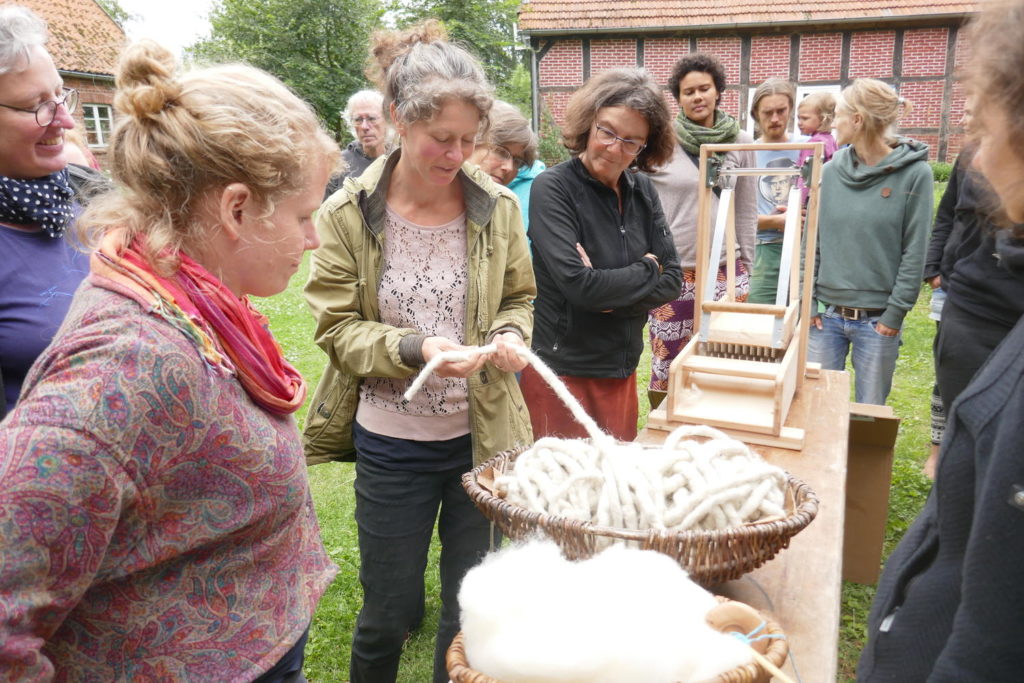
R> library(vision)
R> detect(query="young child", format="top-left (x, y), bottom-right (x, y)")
top-left (796, 91), bottom-right (838, 205)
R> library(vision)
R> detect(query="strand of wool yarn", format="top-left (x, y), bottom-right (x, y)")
top-left (403, 344), bottom-right (788, 534)
top-left (403, 343), bottom-right (614, 448)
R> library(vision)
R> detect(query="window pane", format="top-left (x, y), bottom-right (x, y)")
top-left (82, 104), bottom-right (113, 147)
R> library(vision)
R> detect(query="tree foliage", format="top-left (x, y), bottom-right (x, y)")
top-left (96, 0), bottom-right (134, 28)
top-left (387, 0), bottom-right (522, 88)
top-left (188, 0), bottom-right (382, 138)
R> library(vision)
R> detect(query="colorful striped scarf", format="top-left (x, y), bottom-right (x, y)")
top-left (91, 232), bottom-right (306, 415)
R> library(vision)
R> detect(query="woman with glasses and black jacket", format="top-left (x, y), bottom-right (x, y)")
top-left (522, 68), bottom-right (681, 442)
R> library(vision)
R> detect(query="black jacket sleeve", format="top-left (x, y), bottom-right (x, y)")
top-left (530, 170), bottom-right (682, 313)
top-left (608, 177), bottom-right (682, 316)
top-left (924, 154), bottom-right (965, 281)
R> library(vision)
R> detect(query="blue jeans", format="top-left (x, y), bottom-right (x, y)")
top-left (349, 457), bottom-right (494, 683)
top-left (808, 306), bottom-right (901, 405)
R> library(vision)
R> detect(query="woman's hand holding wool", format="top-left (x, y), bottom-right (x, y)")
top-left (421, 336), bottom-right (489, 377)
top-left (488, 332), bottom-right (528, 373)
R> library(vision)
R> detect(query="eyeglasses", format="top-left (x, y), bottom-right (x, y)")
top-left (0, 87), bottom-right (79, 127)
top-left (594, 124), bottom-right (646, 156)
top-left (486, 145), bottom-right (526, 170)
top-left (353, 115), bottom-right (380, 125)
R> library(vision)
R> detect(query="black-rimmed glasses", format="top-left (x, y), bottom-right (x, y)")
top-left (0, 87), bottom-right (79, 127)
top-left (594, 124), bottom-right (646, 156)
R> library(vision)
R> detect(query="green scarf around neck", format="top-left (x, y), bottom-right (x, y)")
top-left (674, 109), bottom-right (741, 158)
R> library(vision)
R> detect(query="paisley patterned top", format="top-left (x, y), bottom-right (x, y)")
top-left (0, 280), bottom-right (337, 681)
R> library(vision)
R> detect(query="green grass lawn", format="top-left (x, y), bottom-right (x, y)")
top-left (255, 218), bottom-right (939, 682)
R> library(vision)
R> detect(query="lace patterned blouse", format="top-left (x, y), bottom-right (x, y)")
top-left (356, 206), bottom-right (470, 441)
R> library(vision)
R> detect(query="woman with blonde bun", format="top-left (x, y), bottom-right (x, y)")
top-left (0, 40), bottom-right (339, 681)
top-left (809, 77), bottom-right (933, 405)
top-left (303, 20), bottom-right (534, 683)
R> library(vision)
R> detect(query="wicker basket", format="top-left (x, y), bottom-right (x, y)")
top-left (462, 447), bottom-right (819, 587)
top-left (447, 597), bottom-right (789, 683)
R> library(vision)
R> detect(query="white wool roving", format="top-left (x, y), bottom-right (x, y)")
top-left (458, 540), bottom-right (755, 683)
top-left (494, 426), bottom-right (788, 544)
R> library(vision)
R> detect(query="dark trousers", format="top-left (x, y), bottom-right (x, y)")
top-left (252, 626), bottom-right (309, 682)
top-left (935, 298), bottom-right (1017, 414)
top-left (349, 458), bottom-right (494, 683)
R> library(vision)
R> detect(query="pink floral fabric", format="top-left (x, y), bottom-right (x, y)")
top-left (0, 282), bottom-right (336, 681)
top-left (647, 263), bottom-right (750, 392)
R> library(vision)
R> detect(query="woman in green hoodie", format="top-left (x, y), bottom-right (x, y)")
top-left (810, 78), bottom-right (933, 405)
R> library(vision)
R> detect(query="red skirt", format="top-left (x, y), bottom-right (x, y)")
top-left (520, 366), bottom-right (638, 442)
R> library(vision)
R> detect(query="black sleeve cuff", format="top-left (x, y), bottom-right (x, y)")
top-left (399, 334), bottom-right (427, 366)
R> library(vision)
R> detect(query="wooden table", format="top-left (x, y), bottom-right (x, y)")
top-left (637, 369), bottom-right (851, 682)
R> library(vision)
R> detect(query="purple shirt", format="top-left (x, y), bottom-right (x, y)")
top-left (0, 224), bottom-right (88, 413)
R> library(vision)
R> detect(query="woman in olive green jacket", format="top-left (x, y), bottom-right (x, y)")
top-left (302, 22), bottom-right (535, 683)
top-left (303, 151), bottom-right (535, 466)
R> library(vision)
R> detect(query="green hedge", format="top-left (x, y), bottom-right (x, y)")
top-left (930, 161), bottom-right (953, 183)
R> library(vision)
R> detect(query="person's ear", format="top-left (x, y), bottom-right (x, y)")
top-left (218, 183), bottom-right (252, 242)
top-left (390, 101), bottom-right (405, 136)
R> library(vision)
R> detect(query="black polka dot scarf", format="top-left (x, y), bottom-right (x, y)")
top-left (0, 169), bottom-right (75, 238)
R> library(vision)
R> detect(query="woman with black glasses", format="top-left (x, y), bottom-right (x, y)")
top-left (0, 5), bottom-right (88, 417)
top-left (522, 68), bottom-right (681, 441)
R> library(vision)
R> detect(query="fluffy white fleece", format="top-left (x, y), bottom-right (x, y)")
top-left (458, 541), bottom-right (753, 683)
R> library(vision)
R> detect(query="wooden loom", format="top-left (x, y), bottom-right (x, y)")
top-left (647, 142), bottom-right (824, 450)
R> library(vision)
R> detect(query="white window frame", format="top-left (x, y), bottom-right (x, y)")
top-left (795, 84), bottom-right (843, 135)
top-left (82, 103), bottom-right (113, 148)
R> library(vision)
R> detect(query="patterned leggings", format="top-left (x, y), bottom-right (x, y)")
top-left (647, 262), bottom-right (750, 392)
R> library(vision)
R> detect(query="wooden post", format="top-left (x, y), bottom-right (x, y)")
top-left (798, 142), bottom-right (824, 387)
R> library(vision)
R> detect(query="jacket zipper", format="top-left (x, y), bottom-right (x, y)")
top-left (465, 220), bottom-right (485, 461)
top-left (619, 199), bottom-right (630, 371)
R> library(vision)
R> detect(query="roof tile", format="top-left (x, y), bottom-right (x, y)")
top-left (519, 1), bottom-right (978, 32)
top-left (10, 0), bottom-right (126, 76)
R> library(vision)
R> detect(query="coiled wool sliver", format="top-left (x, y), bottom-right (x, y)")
top-left (497, 435), bottom-right (787, 537)
top-left (403, 345), bottom-right (789, 536)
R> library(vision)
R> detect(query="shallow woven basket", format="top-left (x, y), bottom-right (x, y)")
top-left (447, 597), bottom-right (789, 683)
top-left (462, 446), bottom-right (819, 587)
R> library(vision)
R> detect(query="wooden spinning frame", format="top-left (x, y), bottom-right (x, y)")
top-left (647, 142), bottom-right (824, 450)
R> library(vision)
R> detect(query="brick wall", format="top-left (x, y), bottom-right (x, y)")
top-left (899, 79), bottom-right (945, 129)
top-left (534, 22), bottom-right (968, 161)
top-left (902, 28), bottom-right (949, 76)
top-left (749, 35), bottom-right (790, 83)
top-left (590, 38), bottom-right (636, 75)
top-left (644, 37), bottom-right (689, 86)
top-left (64, 74), bottom-right (115, 167)
top-left (695, 36), bottom-right (742, 82)
top-left (849, 31), bottom-right (895, 78)
top-left (538, 40), bottom-right (584, 87)
top-left (798, 32), bottom-right (843, 82)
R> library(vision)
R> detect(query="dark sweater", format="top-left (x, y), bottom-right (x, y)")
top-left (924, 146), bottom-right (980, 284)
top-left (927, 146), bottom-right (1024, 328)
top-left (528, 157), bottom-right (682, 378)
top-left (858, 232), bottom-right (1024, 682)
top-left (323, 141), bottom-right (377, 200)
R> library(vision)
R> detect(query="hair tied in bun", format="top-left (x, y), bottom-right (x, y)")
top-left (114, 40), bottom-right (182, 121)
